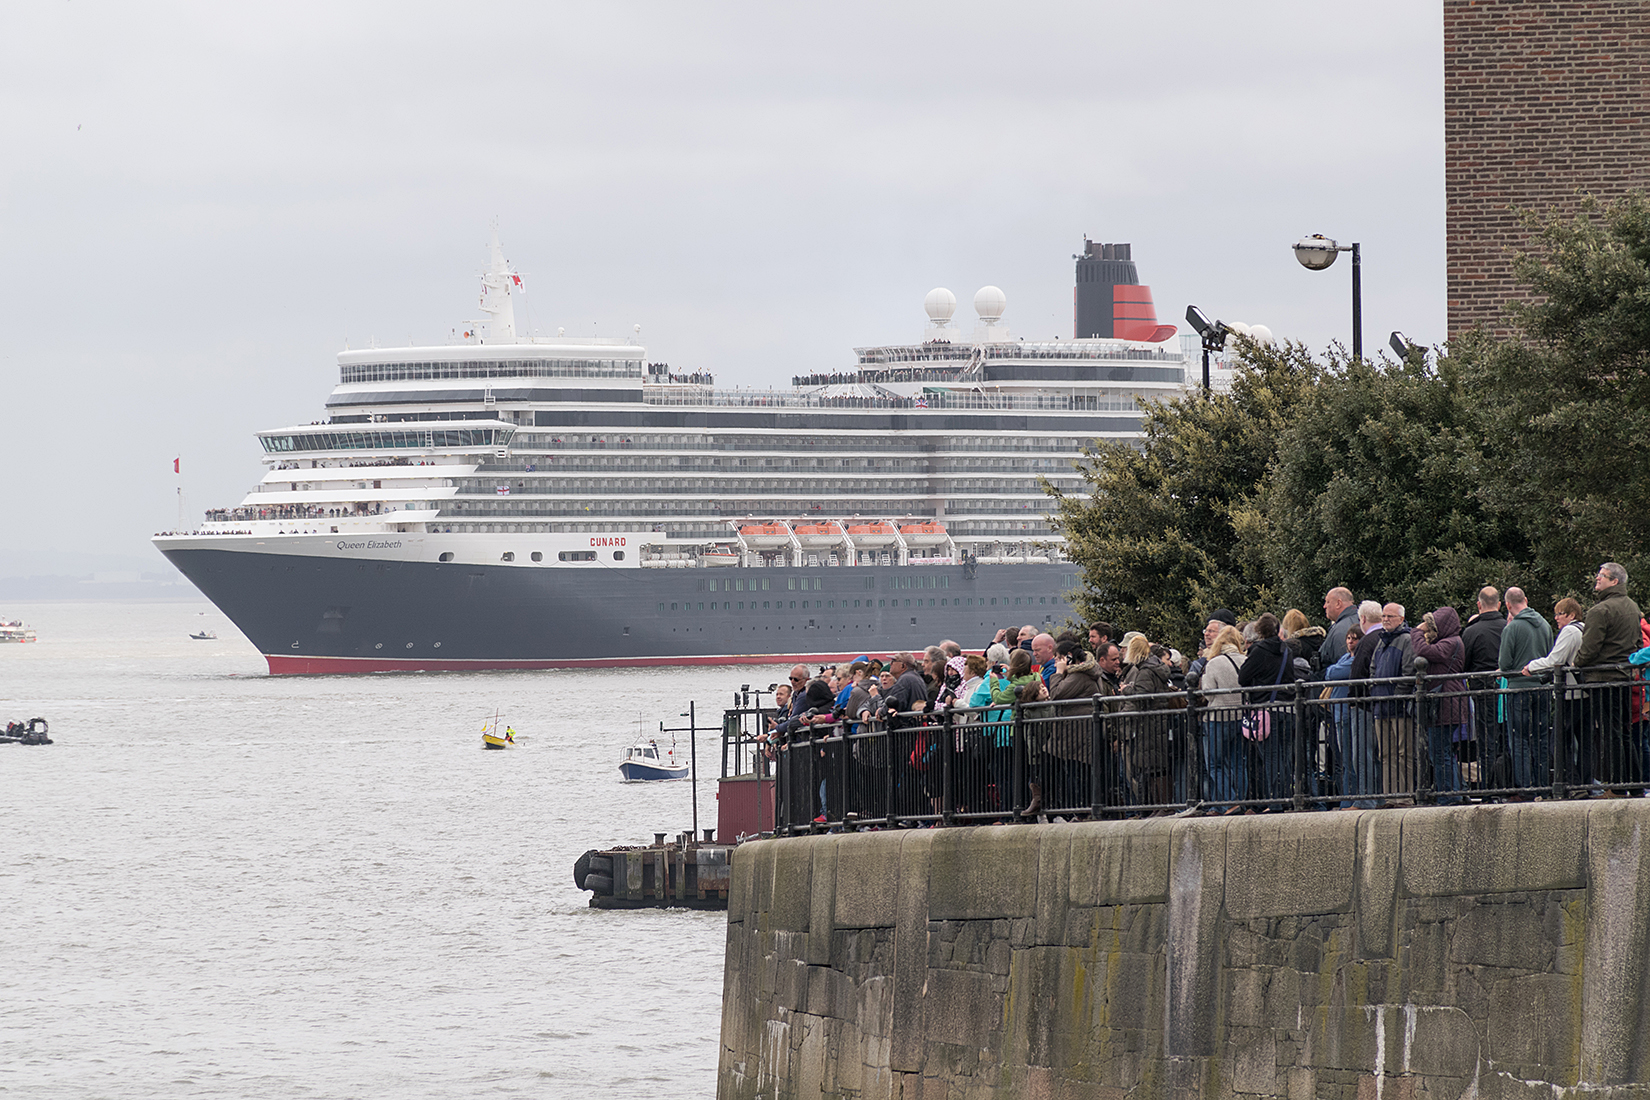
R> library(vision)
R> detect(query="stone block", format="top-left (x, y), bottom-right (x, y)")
top-left (1357, 810), bottom-right (1402, 960)
top-left (1405, 1005), bottom-right (1480, 1080)
top-left (1231, 1030), bottom-right (1279, 1096)
top-left (889, 829), bottom-right (934, 1073)
top-left (1225, 811), bottom-right (1359, 918)
top-left (1037, 825), bottom-right (1072, 943)
top-left (836, 831), bottom-right (905, 929)
top-left (1401, 802), bottom-right (1587, 897)
top-left (1067, 818), bottom-right (1173, 907)
top-left (1448, 898), bottom-right (1550, 971)
top-left (928, 824), bottom-right (1040, 920)
top-left (768, 836), bottom-right (816, 932)
top-left (808, 840), bottom-right (838, 965)
top-left (1487, 972), bottom-right (1578, 1079)
top-left (1165, 819), bottom-right (1224, 1058)
top-left (923, 967), bottom-right (999, 1048)
top-left (1581, 799), bottom-right (1650, 1085)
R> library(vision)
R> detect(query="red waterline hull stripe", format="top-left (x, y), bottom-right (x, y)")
top-left (264, 652), bottom-right (890, 675)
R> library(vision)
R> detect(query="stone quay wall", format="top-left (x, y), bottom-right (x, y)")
top-left (717, 801), bottom-right (1650, 1100)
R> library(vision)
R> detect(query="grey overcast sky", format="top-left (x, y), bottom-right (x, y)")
top-left (0, 0), bottom-right (1444, 574)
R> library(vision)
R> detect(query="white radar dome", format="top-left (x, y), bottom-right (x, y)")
top-left (974, 285), bottom-right (1007, 323)
top-left (1249, 324), bottom-right (1274, 345)
top-left (924, 287), bottom-right (957, 324)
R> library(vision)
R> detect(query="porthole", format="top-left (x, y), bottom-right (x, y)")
top-left (531, 551), bottom-right (543, 562)
top-left (613, 550), bottom-right (625, 561)
top-left (439, 552), bottom-right (454, 562)
top-left (502, 552), bottom-right (515, 562)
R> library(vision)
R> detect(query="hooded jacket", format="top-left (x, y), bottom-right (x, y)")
top-left (1499, 608), bottom-right (1554, 688)
top-left (1412, 606), bottom-right (1468, 726)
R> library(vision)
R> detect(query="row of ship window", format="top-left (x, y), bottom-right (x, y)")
top-left (436, 550), bottom-right (616, 563)
top-left (509, 433), bottom-right (1088, 454)
top-left (706, 575), bottom-right (949, 592)
top-left (660, 595), bottom-right (1064, 612)
top-left (339, 359), bottom-right (642, 383)
top-left (444, 500), bottom-right (1054, 516)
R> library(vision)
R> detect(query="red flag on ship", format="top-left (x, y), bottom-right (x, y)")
top-left (174, 457), bottom-right (180, 473)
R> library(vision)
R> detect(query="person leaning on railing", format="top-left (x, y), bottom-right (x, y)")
top-left (1196, 624), bottom-right (1248, 809)
top-left (990, 648), bottom-right (1048, 815)
top-left (1524, 597), bottom-right (1588, 786)
top-left (1045, 640), bottom-right (1103, 816)
top-left (1413, 607), bottom-right (1468, 804)
top-left (1572, 563), bottom-right (1644, 794)
top-left (1120, 637), bottom-right (1179, 809)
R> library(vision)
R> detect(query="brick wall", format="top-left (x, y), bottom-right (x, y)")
top-left (1444, 0), bottom-right (1650, 337)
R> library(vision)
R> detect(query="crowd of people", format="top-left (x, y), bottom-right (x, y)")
top-left (758, 561), bottom-right (1650, 826)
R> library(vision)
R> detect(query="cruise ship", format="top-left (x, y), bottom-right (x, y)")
top-left (153, 235), bottom-right (1191, 673)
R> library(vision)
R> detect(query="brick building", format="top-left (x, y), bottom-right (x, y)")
top-left (1444, 0), bottom-right (1650, 337)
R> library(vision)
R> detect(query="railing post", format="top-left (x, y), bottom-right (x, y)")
top-left (803, 728), bottom-right (818, 827)
top-left (884, 718), bottom-right (897, 827)
top-left (1550, 667), bottom-right (1567, 801)
top-left (941, 707), bottom-right (955, 826)
top-left (1414, 664), bottom-right (1432, 804)
top-left (1012, 700), bottom-right (1025, 816)
top-left (1292, 682), bottom-right (1308, 811)
top-left (1091, 694), bottom-right (1104, 818)
top-left (1187, 680), bottom-right (1203, 811)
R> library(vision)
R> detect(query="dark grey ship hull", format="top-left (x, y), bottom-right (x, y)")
top-left (160, 547), bottom-right (1082, 673)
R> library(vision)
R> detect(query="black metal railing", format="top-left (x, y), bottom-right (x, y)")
top-left (765, 662), bottom-right (1650, 833)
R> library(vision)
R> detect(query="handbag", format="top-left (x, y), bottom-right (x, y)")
top-left (1242, 647), bottom-right (1290, 742)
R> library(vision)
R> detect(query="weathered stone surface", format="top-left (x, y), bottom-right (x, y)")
top-left (768, 837), bottom-right (816, 932)
top-left (807, 840), bottom-right (837, 965)
top-left (1067, 818), bottom-right (1172, 907)
top-left (1225, 811), bottom-right (1358, 919)
top-left (1581, 801), bottom-right (1650, 1086)
top-left (835, 830), bottom-right (905, 928)
top-left (922, 967), bottom-right (998, 1048)
top-left (928, 824), bottom-right (1041, 920)
top-left (1401, 803), bottom-right (1587, 897)
top-left (889, 829), bottom-right (934, 1073)
top-left (1356, 808), bottom-right (1402, 960)
top-left (718, 800), bottom-right (1650, 1100)
top-left (1165, 818), bottom-right (1223, 1058)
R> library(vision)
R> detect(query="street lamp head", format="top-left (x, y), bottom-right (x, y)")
top-left (1294, 234), bottom-right (1341, 271)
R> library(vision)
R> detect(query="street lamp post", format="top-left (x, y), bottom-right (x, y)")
top-left (1293, 235), bottom-right (1361, 360)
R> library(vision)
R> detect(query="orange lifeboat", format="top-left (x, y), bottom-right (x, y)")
top-left (898, 522), bottom-right (948, 547)
top-left (793, 522), bottom-right (845, 548)
top-left (738, 523), bottom-right (792, 548)
top-left (845, 521), bottom-right (898, 547)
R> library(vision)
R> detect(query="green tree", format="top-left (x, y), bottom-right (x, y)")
top-left (1457, 192), bottom-right (1650, 599)
top-left (1046, 341), bottom-right (1321, 648)
top-left (1251, 350), bottom-right (1528, 615)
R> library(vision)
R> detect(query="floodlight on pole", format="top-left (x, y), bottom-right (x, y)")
top-left (1184, 305), bottom-right (1232, 393)
top-left (1293, 234), bottom-right (1362, 360)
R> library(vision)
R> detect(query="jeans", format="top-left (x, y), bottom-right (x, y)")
top-left (1339, 706), bottom-right (1379, 808)
top-left (1202, 718), bottom-right (1249, 805)
top-left (1424, 724), bottom-right (1461, 804)
top-left (1505, 688), bottom-right (1552, 789)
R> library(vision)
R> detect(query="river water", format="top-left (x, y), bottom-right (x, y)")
top-left (1, 599), bottom-right (771, 1098)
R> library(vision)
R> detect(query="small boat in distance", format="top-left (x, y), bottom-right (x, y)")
top-left (618, 739), bottom-right (689, 781)
top-left (480, 711), bottom-right (519, 750)
top-left (0, 619), bottom-right (37, 644)
top-left (189, 630), bottom-right (218, 640)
